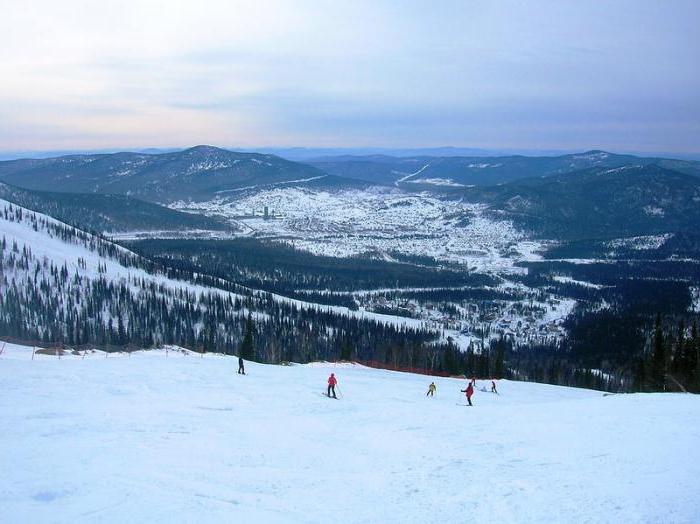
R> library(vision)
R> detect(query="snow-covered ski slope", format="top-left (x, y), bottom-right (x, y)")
top-left (2, 343), bottom-right (699, 523)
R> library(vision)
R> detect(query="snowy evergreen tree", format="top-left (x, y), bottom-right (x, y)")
top-left (633, 357), bottom-right (647, 392)
top-left (651, 314), bottom-right (666, 391)
top-left (340, 339), bottom-right (352, 361)
top-left (239, 314), bottom-right (256, 362)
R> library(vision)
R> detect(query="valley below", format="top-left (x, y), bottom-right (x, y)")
top-left (2, 146), bottom-right (699, 393)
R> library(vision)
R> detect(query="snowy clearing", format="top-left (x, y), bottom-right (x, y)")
top-left (172, 187), bottom-right (544, 273)
top-left (552, 275), bottom-right (607, 289)
top-left (2, 343), bottom-right (699, 523)
top-left (607, 234), bottom-right (673, 251)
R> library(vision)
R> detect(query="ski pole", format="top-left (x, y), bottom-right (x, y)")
top-left (336, 385), bottom-right (344, 399)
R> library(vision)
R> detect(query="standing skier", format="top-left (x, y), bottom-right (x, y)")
top-left (427, 382), bottom-right (437, 397)
top-left (327, 373), bottom-right (338, 399)
top-left (491, 380), bottom-right (498, 394)
top-left (461, 381), bottom-right (474, 406)
top-left (238, 356), bottom-right (245, 375)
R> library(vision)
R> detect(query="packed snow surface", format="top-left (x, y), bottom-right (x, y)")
top-left (2, 343), bottom-right (699, 523)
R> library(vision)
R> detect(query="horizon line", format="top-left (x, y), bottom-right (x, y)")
top-left (1, 145), bottom-right (700, 162)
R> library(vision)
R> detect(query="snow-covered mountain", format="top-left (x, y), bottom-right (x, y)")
top-left (0, 197), bottom-right (457, 361)
top-left (2, 147), bottom-right (699, 244)
top-left (2, 344), bottom-right (699, 523)
top-left (0, 146), bottom-right (366, 203)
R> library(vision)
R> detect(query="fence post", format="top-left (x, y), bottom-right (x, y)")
top-left (31, 346), bottom-right (36, 360)
top-left (0, 342), bottom-right (5, 356)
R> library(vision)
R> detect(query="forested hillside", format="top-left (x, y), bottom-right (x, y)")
top-left (3, 193), bottom-right (699, 392)
top-left (125, 237), bottom-right (496, 299)
top-left (0, 182), bottom-right (229, 233)
top-left (0, 199), bottom-right (458, 369)
top-left (467, 164), bottom-right (700, 240)
top-left (309, 150), bottom-right (700, 186)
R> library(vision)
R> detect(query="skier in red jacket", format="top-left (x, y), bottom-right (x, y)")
top-left (461, 382), bottom-right (474, 406)
top-left (327, 373), bottom-right (338, 399)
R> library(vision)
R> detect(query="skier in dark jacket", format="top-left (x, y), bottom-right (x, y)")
top-left (461, 382), bottom-right (474, 406)
top-left (327, 373), bottom-right (338, 398)
top-left (238, 356), bottom-right (245, 375)
top-left (491, 380), bottom-right (498, 394)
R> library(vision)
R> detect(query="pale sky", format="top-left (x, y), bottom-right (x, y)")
top-left (1, 0), bottom-right (698, 153)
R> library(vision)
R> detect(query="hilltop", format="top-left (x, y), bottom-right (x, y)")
top-left (0, 146), bottom-right (361, 203)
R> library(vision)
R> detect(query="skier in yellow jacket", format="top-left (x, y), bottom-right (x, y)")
top-left (426, 382), bottom-right (437, 397)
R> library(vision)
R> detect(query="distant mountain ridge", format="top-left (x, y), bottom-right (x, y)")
top-left (0, 145), bottom-right (336, 203)
top-left (466, 164), bottom-right (700, 240)
top-left (309, 150), bottom-right (700, 187)
top-left (4, 146), bottom-right (699, 202)
top-left (2, 146), bottom-right (699, 244)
